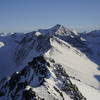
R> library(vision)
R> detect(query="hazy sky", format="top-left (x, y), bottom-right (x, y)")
top-left (0, 0), bottom-right (100, 32)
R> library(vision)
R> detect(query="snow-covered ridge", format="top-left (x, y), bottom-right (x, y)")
top-left (0, 24), bottom-right (100, 100)
top-left (14, 25), bottom-right (85, 65)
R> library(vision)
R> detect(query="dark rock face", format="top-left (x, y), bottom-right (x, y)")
top-left (28, 56), bottom-right (49, 78)
top-left (0, 56), bottom-right (50, 100)
top-left (23, 89), bottom-right (37, 100)
top-left (53, 64), bottom-right (86, 100)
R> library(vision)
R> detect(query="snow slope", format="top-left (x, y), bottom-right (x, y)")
top-left (71, 79), bottom-right (100, 100)
top-left (45, 36), bottom-right (100, 89)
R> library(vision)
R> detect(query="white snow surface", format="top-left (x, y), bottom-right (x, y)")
top-left (71, 79), bottom-right (100, 100)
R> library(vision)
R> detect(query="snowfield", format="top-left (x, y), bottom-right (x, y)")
top-left (0, 42), bottom-right (4, 48)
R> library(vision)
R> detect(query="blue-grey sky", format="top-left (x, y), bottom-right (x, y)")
top-left (0, 0), bottom-right (100, 32)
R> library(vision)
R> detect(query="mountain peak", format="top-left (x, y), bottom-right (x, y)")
top-left (50, 24), bottom-right (62, 30)
top-left (38, 24), bottom-right (62, 35)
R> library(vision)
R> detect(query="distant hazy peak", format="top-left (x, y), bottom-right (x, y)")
top-left (89, 30), bottom-right (100, 34)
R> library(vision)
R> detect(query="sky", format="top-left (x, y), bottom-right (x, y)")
top-left (0, 0), bottom-right (100, 32)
